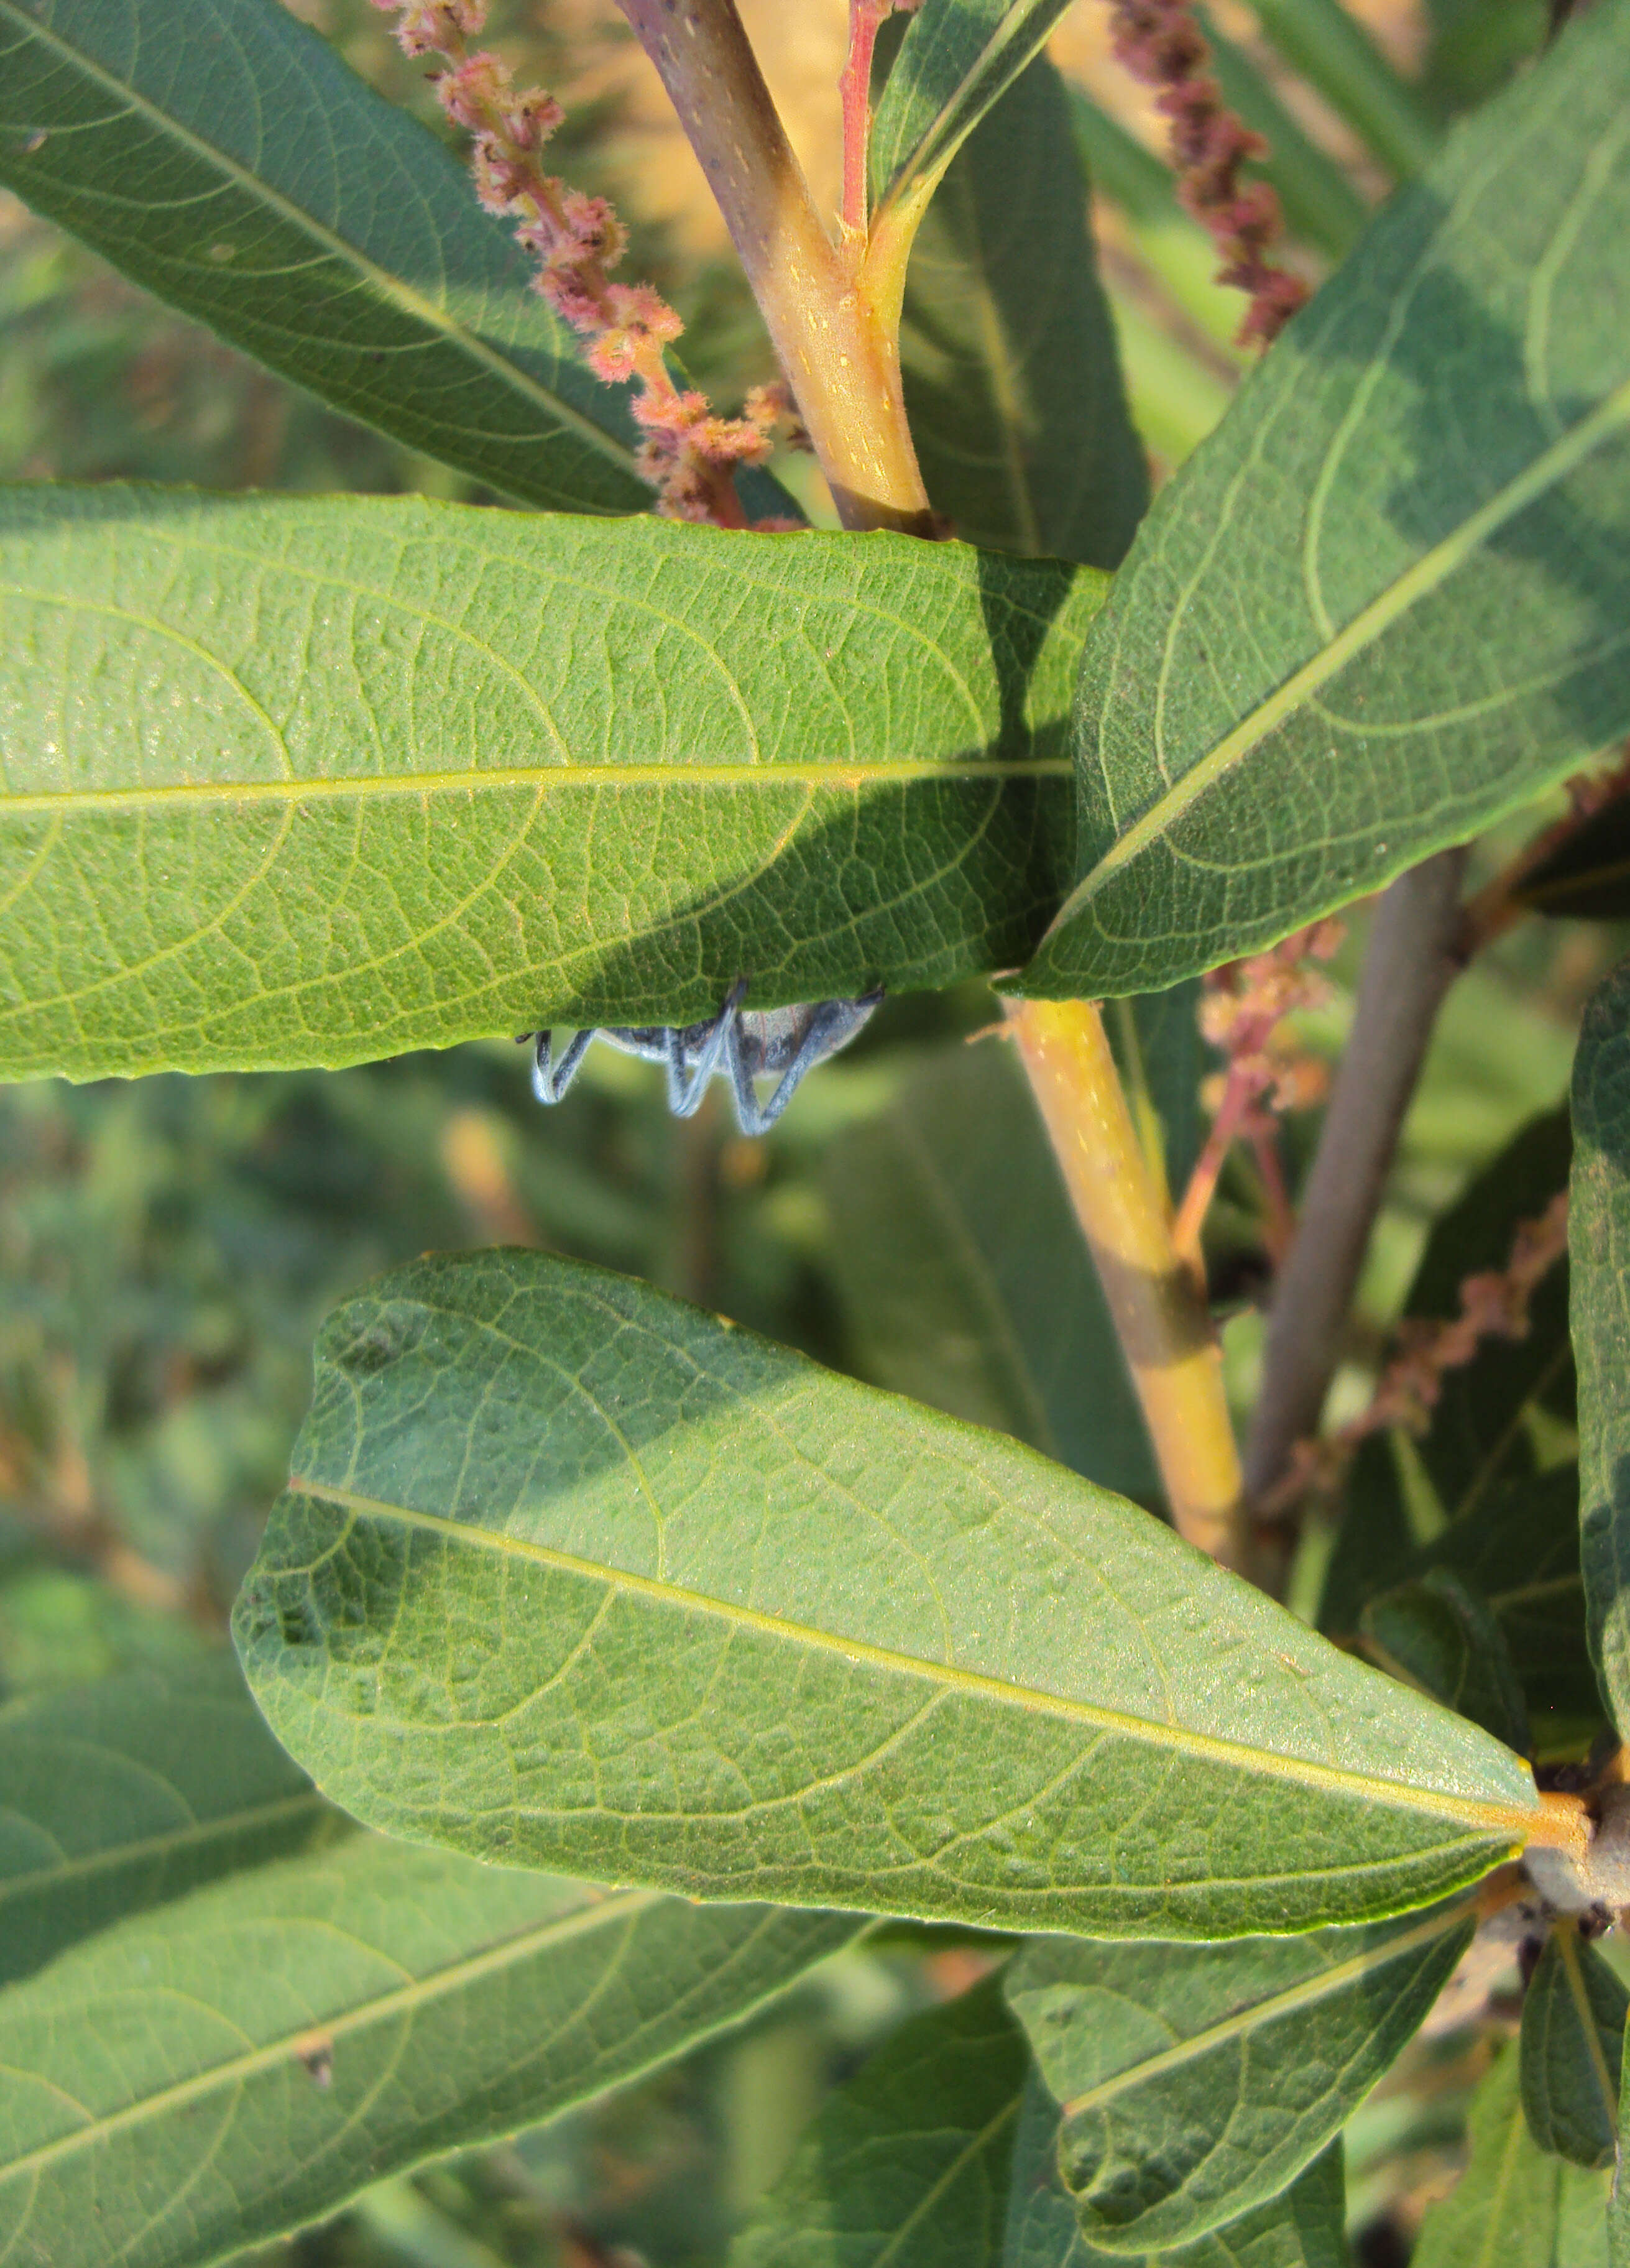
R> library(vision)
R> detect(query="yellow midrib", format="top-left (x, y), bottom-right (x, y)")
top-left (0, 757), bottom-right (1072, 821)
top-left (1069, 371), bottom-right (1630, 906)
top-left (0, 1885), bottom-right (661, 2183)
top-left (1057, 1900), bottom-right (1469, 2119)
top-left (282, 1479), bottom-right (1541, 1840)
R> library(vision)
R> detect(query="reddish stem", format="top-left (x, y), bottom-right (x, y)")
top-left (841, 1), bottom-right (886, 237)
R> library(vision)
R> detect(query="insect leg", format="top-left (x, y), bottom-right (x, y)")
top-left (526, 1026), bottom-right (595, 1105)
top-left (665, 977), bottom-right (749, 1118)
top-left (727, 992), bottom-right (881, 1136)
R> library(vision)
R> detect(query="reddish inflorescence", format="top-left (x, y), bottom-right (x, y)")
top-left (372, 0), bottom-right (798, 526)
top-left (1267, 1189), bottom-right (1572, 1514)
top-left (1108, 0), bottom-right (1309, 346)
top-left (1172, 920), bottom-right (1344, 1271)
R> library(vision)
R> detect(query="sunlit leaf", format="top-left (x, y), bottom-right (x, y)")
top-left (1022, 0), bottom-right (1630, 999)
top-left (0, 1656), bottom-right (338, 1988)
top-left (0, 1830), bottom-right (853, 2267)
top-left (235, 1250), bottom-right (1544, 1940)
top-left (1007, 1903), bottom-right (1470, 2251)
top-left (1003, 2072), bottom-right (1352, 2268)
top-left (0, 489), bottom-right (1094, 1080)
top-left (0, 0), bottom-right (649, 515)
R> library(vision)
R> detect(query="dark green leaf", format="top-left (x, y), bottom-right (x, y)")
top-left (1423, 0), bottom-right (1549, 116)
top-left (0, 489), bottom-right (1094, 1079)
top-left (1359, 1570), bottom-right (1531, 1753)
top-left (0, 1831), bottom-right (854, 2267)
top-left (1006, 1904), bottom-right (1469, 2251)
top-left (1248, 0), bottom-right (1440, 179)
top-left (1003, 2071), bottom-right (1353, 2268)
top-left (729, 1971), bottom-right (1026, 2268)
top-left (821, 1039), bottom-right (1157, 1503)
top-left (869, 0), bottom-right (1075, 232)
top-left (1320, 1110), bottom-right (1573, 1641)
top-left (1572, 956), bottom-right (1630, 1731)
top-left (896, 52), bottom-right (1148, 568)
top-left (1412, 2043), bottom-right (1611, 2267)
top-left (1516, 797), bottom-right (1630, 922)
top-left (235, 1249), bottom-right (1544, 1940)
top-left (0, 1655), bottom-right (338, 1987)
top-left (0, 0), bottom-right (650, 515)
top-left (1021, 1), bottom-right (1630, 1000)
top-left (1521, 1921), bottom-right (1628, 2168)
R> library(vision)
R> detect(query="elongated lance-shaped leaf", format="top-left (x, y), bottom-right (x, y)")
top-left (869, 0), bottom-right (1076, 245)
top-left (730, 1971), bottom-right (1026, 2268)
top-left (234, 1250), bottom-right (1545, 1940)
top-left (1412, 2044), bottom-right (1611, 2268)
top-left (0, 1656), bottom-right (341, 1990)
top-left (1003, 2071), bottom-right (1353, 2268)
top-left (1574, 957), bottom-right (1630, 1731)
top-left (895, 49), bottom-right (1148, 568)
top-left (0, 1830), bottom-right (855, 2268)
top-left (0, 490), bottom-right (1093, 1081)
top-left (1520, 1920), bottom-right (1628, 2169)
top-left (1006, 1902), bottom-right (1470, 2252)
top-left (0, 0), bottom-right (650, 517)
top-left (1021, 0), bottom-right (1630, 1002)
top-left (821, 1040), bottom-right (1157, 1503)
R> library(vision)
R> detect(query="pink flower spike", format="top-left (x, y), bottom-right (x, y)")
top-left (437, 50), bottom-right (513, 131)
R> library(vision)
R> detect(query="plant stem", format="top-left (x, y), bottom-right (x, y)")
top-left (840, 1), bottom-right (885, 239)
top-left (1005, 1000), bottom-right (1246, 1569)
top-left (615, 0), bottom-right (932, 534)
top-left (1243, 849), bottom-right (1468, 1528)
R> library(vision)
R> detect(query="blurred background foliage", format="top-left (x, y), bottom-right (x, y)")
top-left (0, 1), bottom-right (1622, 2261)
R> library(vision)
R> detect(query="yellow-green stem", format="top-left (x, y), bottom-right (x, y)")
top-left (615, 0), bottom-right (932, 534)
top-left (1005, 999), bottom-right (1247, 1569)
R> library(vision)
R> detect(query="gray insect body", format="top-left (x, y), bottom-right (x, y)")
top-left (522, 977), bottom-right (882, 1137)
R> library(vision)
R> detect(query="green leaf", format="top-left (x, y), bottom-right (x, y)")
top-left (729, 1971), bottom-right (1026, 2268)
top-left (1412, 2044), bottom-right (1611, 2268)
top-left (821, 1039), bottom-right (1157, 1503)
top-left (1516, 796), bottom-right (1630, 922)
top-left (1006, 1903), bottom-right (1470, 2251)
top-left (1330, 1470), bottom-right (1597, 1750)
top-left (1020, 0), bottom-right (1630, 1002)
top-left (869, 0), bottom-right (1076, 239)
top-left (234, 1248), bottom-right (1544, 1940)
top-left (0, 489), bottom-right (1094, 1081)
top-left (1247, 0), bottom-right (1440, 180)
top-left (0, 1655), bottom-right (339, 1988)
top-left (1358, 1570), bottom-right (1531, 1753)
top-left (1319, 1106), bottom-right (1573, 1641)
top-left (1521, 1920), bottom-right (1628, 2169)
top-left (1422, 0), bottom-right (1549, 117)
top-left (0, 1830), bottom-right (854, 2268)
top-left (0, 0), bottom-right (649, 517)
top-left (895, 51), bottom-right (1148, 568)
top-left (1003, 2072), bottom-right (1353, 2268)
top-left (1572, 956), bottom-right (1630, 1732)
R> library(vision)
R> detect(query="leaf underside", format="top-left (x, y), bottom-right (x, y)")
top-left (1571, 955), bottom-right (1630, 1733)
top-left (234, 1250), bottom-right (1539, 1941)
